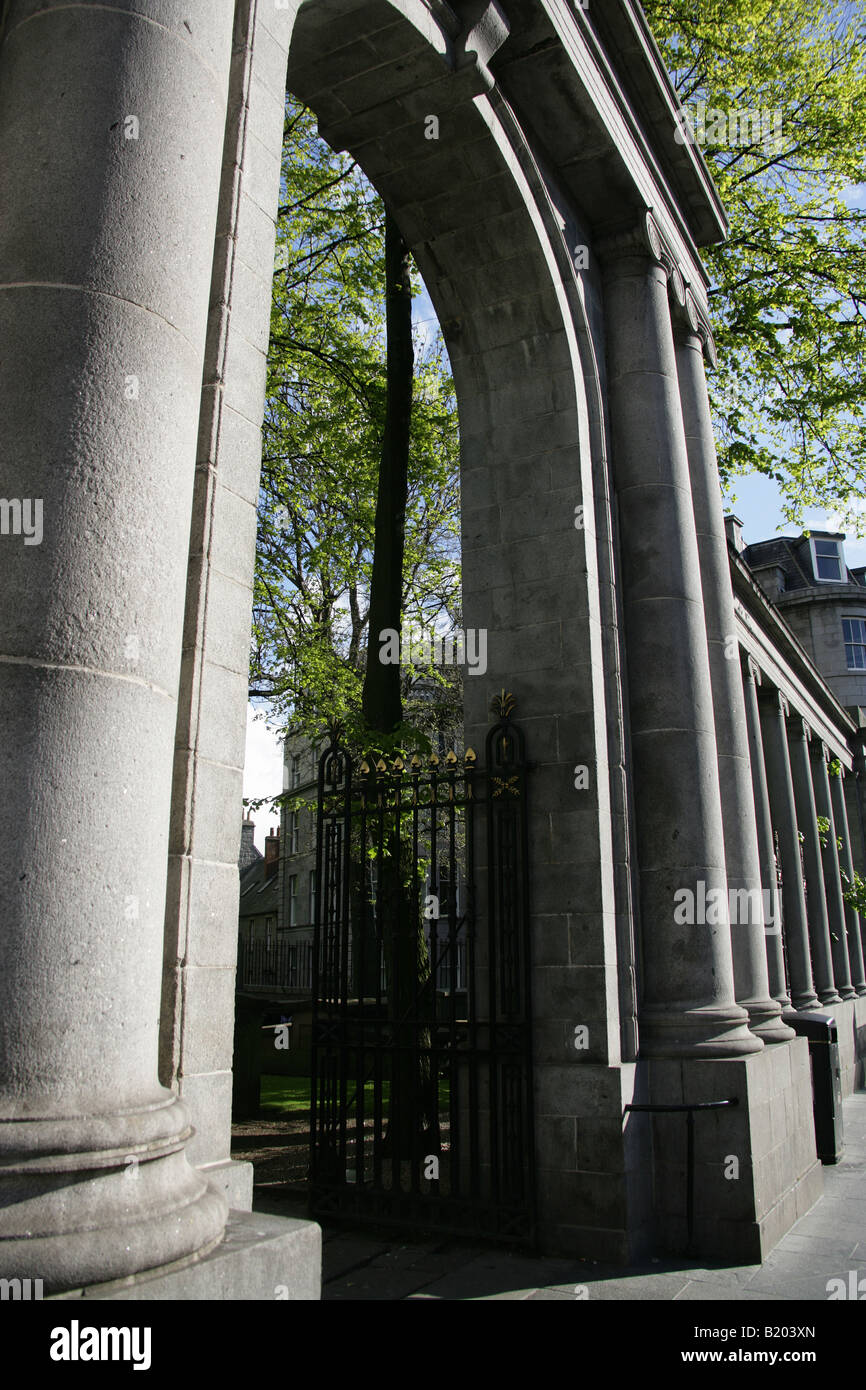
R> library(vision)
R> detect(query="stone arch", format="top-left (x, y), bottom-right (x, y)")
top-left (157, 0), bottom-right (634, 1261)
top-left (246, 0), bottom-right (626, 1246)
top-left (282, 6), bottom-right (616, 756)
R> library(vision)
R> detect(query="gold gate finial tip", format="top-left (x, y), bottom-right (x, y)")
top-left (490, 689), bottom-right (516, 719)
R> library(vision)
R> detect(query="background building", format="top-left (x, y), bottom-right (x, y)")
top-left (736, 521), bottom-right (866, 710)
top-left (733, 518), bottom-right (866, 882)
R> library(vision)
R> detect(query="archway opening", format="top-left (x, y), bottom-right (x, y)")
top-left (230, 0), bottom-right (620, 1251)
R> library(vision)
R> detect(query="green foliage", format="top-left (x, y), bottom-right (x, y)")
top-left (816, 813), bottom-right (844, 851)
top-left (643, 0), bottom-right (866, 528)
top-left (842, 866), bottom-right (866, 915)
top-left (250, 99), bottom-right (462, 754)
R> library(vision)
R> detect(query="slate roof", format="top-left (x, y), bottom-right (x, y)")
top-left (741, 534), bottom-right (866, 593)
top-left (238, 855), bottom-right (280, 919)
top-left (239, 838), bottom-right (263, 872)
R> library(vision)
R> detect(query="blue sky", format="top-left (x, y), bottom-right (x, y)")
top-left (722, 470), bottom-right (866, 569)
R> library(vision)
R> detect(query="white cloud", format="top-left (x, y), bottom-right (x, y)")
top-left (242, 702), bottom-right (284, 852)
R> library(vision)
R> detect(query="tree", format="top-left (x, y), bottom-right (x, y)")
top-left (643, 0), bottom-right (866, 528)
top-left (249, 100), bottom-right (462, 755)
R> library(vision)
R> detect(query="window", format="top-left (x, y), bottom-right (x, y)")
top-left (437, 865), bottom-right (454, 919)
top-left (288, 810), bottom-right (299, 854)
top-left (290, 754), bottom-right (301, 789)
top-left (843, 617), bottom-right (866, 670)
top-left (288, 875), bottom-right (298, 926)
top-left (265, 915), bottom-right (275, 951)
top-left (811, 538), bottom-right (844, 583)
top-left (309, 869), bottom-right (317, 924)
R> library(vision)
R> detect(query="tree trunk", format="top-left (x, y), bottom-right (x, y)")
top-left (361, 213), bottom-right (438, 1164)
top-left (362, 212), bottom-right (413, 733)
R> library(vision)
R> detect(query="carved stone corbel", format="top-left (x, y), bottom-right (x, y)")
top-left (452, 0), bottom-right (510, 90)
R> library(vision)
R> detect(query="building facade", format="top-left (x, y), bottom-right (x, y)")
top-left (735, 522), bottom-right (866, 881)
top-left (739, 524), bottom-right (866, 711)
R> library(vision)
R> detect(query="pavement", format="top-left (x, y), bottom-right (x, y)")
top-left (255, 1091), bottom-right (866, 1301)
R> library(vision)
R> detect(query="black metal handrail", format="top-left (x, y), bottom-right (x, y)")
top-left (238, 937), bottom-right (313, 991)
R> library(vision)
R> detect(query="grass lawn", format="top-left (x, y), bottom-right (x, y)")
top-left (259, 1075), bottom-right (315, 1113)
top-left (259, 1074), bottom-right (451, 1113)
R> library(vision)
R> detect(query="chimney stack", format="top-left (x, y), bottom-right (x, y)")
top-left (724, 513), bottom-right (745, 554)
top-left (264, 823), bottom-right (280, 878)
top-left (239, 814), bottom-right (259, 870)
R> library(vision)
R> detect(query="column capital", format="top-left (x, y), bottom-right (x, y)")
top-left (769, 688), bottom-right (790, 719)
top-left (676, 287), bottom-right (718, 368)
top-left (596, 209), bottom-right (665, 266)
top-left (597, 211), bottom-right (717, 364)
top-left (742, 652), bottom-right (763, 686)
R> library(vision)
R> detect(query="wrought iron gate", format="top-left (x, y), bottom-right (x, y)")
top-left (310, 694), bottom-right (535, 1244)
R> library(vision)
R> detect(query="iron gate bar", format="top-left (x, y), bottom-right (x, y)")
top-left (310, 696), bottom-right (535, 1244)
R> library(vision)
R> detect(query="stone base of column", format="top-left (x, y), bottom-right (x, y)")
top-left (534, 1064), bottom-right (657, 1263)
top-left (0, 1096), bottom-right (228, 1294)
top-left (638, 1003), bottom-right (765, 1059)
top-left (646, 1040), bottom-right (822, 1264)
top-left (818, 987), bottom-right (845, 1007)
top-left (50, 1210), bottom-right (321, 1302)
top-left (740, 1001), bottom-right (796, 1044)
top-left (198, 1158), bottom-right (254, 1212)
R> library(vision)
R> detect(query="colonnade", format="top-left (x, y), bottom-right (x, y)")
top-left (750, 688), bottom-right (866, 1007)
top-left (601, 212), bottom-right (866, 1059)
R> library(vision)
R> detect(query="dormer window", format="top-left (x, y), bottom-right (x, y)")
top-left (810, 538), bottom-right (844, 583)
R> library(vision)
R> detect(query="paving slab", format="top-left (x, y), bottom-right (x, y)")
top-left (259, 1092), bottom-right (866, 1300)
top-left (550, 1271), bottom-right (692, 1300)
top-left (673, 1281), bottom-right (788, 1301)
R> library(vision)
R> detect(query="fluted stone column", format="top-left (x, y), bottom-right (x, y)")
top-left (830, 768), bottom-right (866, 996)
top-left (675, 299), bottom-right (790, 1044)
top-left (742, 658), bottom-right (793, 1013)
top-left (759, 693), bottom-right (820, 1011)
top-left (812, 743), bottom-right (856, 1000)
top-left (0, 0), bottom-right (235, 1289)
top-left (789, 719), bottom-right (842, 1006)
top-left (601, 214), bottom-right (759, 1059)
